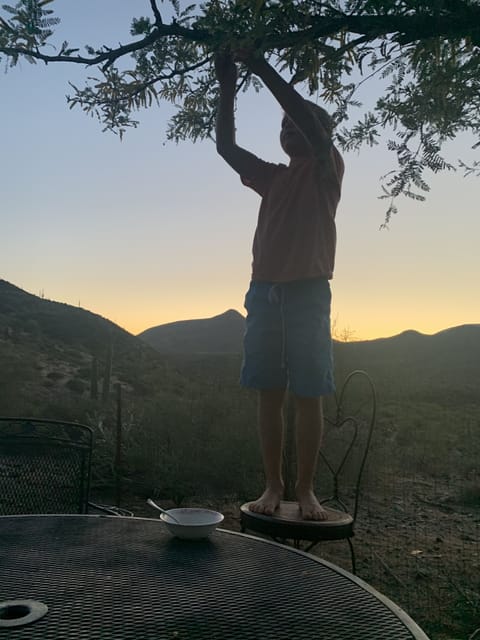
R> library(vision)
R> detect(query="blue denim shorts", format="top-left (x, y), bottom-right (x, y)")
top-left (240, 278), bottom-right (335, 397)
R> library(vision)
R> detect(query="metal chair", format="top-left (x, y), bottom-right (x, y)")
top-left (0, 417), bottom-right (130, 516)
top-left (240, 370), bottom-right (377, 573)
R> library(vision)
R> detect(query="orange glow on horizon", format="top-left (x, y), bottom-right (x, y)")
top-left (102, 303), bottom-right (477, 342)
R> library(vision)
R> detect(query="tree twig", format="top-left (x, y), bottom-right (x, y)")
top-left (150, 0), bottom-right (163, 26)
top-left (99, 56), bottom-right (211, 103)
top-left (372, 551), bottom-right (408, 589)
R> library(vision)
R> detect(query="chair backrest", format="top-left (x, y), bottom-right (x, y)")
top-left (318, 370), bottom-right (377, 521)
top-left (0, 417), bottom-right (93, 515)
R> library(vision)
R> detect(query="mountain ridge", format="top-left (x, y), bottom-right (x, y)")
top-left (138, 304), bottom-right (479, 357)
top-left (2, 279), bottom-right (478, 354)
top-left (1, 279), bottom-right (478, 415)
top-left (138, 308), bottom-right (245, 354)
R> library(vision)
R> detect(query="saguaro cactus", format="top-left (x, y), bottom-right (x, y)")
top-left (102, 339), bottom-right (113, 404)
top-left (90, 356), bottom-right (98, 400)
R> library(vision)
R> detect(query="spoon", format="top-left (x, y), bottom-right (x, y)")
top-left (147, 498), bottom-right (182, 524)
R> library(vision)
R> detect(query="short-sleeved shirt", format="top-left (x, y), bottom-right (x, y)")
top-left (241, 147), bottom-right (344, 282)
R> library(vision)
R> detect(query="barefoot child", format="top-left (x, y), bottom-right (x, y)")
top-left (215, 51), bottom-right (344, 520)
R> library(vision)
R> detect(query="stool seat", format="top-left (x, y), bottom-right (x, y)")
top-left (240, 500), bottom-right (354, 542)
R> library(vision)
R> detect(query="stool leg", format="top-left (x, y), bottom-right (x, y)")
top-left (347, 538), bottom-right (356, 574)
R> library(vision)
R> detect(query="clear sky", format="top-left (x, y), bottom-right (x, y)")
top-left (1, 1), bottom-right (479, 340)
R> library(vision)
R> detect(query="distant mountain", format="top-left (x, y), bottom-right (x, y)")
top-left (139, 308), bottom-right (480, 370)
top-left (334, 324), bottom-right (480, 404)
top-left (138, 309), bottom-right (245, 354)
top-left (139, 308), bottom-right (480, 404)
top-left (2, 278), bottom-right (478, 417)
top-left (336, 324), bottom-right (480, 369)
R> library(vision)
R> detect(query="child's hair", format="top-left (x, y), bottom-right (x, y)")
top-left (305, 101), bottom-right (334, 137)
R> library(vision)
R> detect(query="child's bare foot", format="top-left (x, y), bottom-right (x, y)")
top-left (249, 487), bottom-right (283, 516)
top-left (296, 488), bottom-right (328, 521)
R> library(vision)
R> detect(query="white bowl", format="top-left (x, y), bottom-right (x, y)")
top-left (160, 508), bottom-right (224, 540)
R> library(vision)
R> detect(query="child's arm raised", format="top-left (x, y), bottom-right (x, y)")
top-left (215, 52), bottom-right (263, 176)
top-left (237, 51), bottom-right (333, 162)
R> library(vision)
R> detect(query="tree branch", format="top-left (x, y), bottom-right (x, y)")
top-left (264, 7), bottom-right (480, 49)
top-left (117, 57), bottom-right (212, 103)
top-left (323, 33), bottom-right (371, 62)
top-left (286, 4), bottom-right (476, 66)
top-left (0, 22), bottom-right (209, 67)
top-left (2, 6), bottom-right (480, 69)
top-left (0, 15), bottom-right (17, 35)
top-left (149, 0), bottom-right (163, 26)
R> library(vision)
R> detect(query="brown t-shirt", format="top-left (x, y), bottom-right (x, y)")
top-left (241, 147), bottom-right (344, 282)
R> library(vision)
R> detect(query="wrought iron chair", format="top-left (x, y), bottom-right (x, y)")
top-left (0, 417), bottom-right (130, 516)
top-left (240, 370), bottom-right (377, 573)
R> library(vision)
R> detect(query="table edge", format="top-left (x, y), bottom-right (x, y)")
top-left (219, 527), bottom-right (430, 640)
top-left (0, 515), bottom-right (430, 640)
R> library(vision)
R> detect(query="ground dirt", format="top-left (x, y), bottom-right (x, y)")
top-left (92, 476), bottom-right (479, 640)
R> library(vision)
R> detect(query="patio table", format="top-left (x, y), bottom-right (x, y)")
top-left (0, 515), bottom-right (430, 639)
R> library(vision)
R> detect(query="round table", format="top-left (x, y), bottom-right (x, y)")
top-left (0, 515), bottom-right (430, 639)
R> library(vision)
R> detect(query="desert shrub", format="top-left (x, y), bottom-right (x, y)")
top-left (65, 378), bottom-right (87, 394)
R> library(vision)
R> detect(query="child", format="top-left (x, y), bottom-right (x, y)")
top-left (215, 50), bottom-right (344, 520)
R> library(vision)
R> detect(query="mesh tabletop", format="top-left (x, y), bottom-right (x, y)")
top-left (0, 515), bottom-right (429, 640)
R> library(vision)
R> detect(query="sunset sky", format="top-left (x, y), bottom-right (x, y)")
top-left (2, 1), bottom-right (479, 341)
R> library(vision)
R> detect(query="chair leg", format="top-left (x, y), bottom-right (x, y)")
top-left (347, 538), bottom-right (356, 574)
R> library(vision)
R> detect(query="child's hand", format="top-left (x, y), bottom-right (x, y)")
top-left (233, 47), bottom-right (265, 72)
top-left (214, 52), bottom-right (237, 87)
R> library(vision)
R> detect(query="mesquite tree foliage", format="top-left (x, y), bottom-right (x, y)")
top-left (1, 0), bottom-right (479, 222)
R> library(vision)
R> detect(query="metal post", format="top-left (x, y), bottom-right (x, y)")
top-left (115, 383), bottom-right (122, 507)
top-left (284, 393), bottom-right (296, 501)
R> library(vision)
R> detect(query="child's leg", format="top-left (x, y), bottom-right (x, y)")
top-left (294, 395), bottom-right (328, 520)
top-left (249, 388), bottom-right (286, 515)
top-left (283, 278), bottom-right (334, 520)
top-left (241, 281), bottom-right (288, 515)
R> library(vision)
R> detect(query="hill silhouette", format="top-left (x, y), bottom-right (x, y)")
top-left (138, 309), bottom-right (245, 354)
top-left (1, 280), bottom-right (143, 353)
top-left (334, 324), bottom-right (480, 405)
top-left (0, 279), bottom-right (171, 415)
top-left (1, 279), bottom-right (479, 413)
top-left (140, 309), bottom-right (480, 405)
top-left (139, 307), bottom-right (480, 373)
